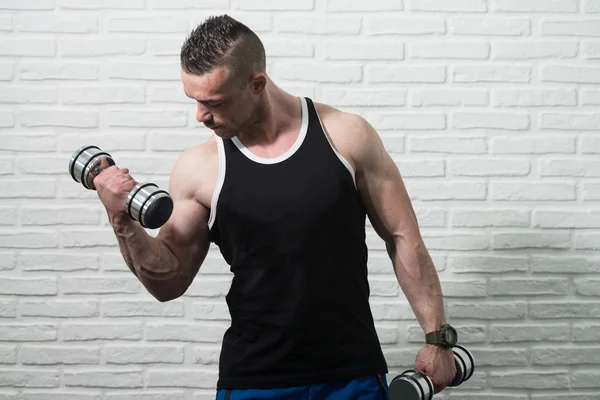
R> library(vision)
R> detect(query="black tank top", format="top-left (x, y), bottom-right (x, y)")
top-left (208, 97), bottom-right (388, 390)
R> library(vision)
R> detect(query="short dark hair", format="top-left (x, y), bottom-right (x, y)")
top-left (180, 15), bottom-right (266, 87)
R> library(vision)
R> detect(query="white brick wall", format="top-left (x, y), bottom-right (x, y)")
top-left (0, 0), bottom-right (599, 398)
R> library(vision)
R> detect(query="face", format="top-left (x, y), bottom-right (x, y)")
top-left (181, 66), bottom-right (265, 139)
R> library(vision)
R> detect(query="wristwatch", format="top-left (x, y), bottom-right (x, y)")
top-left (425, 324), bottom-right (458, 349)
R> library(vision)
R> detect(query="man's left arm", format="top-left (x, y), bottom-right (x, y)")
top-left (346, 113), bottom-right (456, 392)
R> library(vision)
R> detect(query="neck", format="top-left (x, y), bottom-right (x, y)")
top-left (238, 78), bottom-right (300, 146)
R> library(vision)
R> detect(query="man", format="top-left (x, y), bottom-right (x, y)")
top-left (94, 14), bottom-right (457, 400)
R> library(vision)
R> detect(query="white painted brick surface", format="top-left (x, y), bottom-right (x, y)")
top-left (0, 2), bottom-right (598, 398)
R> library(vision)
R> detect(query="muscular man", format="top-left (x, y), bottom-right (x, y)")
top-left (94, 14), bottom-right (456, 400)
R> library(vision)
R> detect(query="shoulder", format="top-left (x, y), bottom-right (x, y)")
top-left (312, 101), bottom-right (380, 174)
top-left (168, 135), bottom-right (220, 208)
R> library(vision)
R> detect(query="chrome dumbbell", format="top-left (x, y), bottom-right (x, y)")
top-left (69, 145), bottom-right (173, 229)
top-left (388, 345), bottom-right (475, 400)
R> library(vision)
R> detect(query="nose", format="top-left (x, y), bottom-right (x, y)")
top-left (196, 104), bottom-right (212, 123)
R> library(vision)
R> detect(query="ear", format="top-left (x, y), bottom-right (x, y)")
top-left (250, 73), bottom-right (267, 94)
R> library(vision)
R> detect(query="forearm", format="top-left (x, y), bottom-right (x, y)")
top-left (387, 236), bottom-right (446, 333)
top-left (109, 214), bottom-right (183, 297)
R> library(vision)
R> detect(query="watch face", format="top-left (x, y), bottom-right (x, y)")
top-left (444, 325), bottom-right (458, 344)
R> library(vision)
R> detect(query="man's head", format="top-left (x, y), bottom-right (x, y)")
top-left (180, 15), bottom-right (267, 138)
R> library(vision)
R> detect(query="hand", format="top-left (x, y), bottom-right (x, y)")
top-left (414, 344), bottom-right (456, 393)
top-left (93, 157), bottom-right (138, 221)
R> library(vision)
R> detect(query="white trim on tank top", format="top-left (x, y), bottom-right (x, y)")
top-left (231, 96), bottom-right (309, 165)
top-left (208, 136), bottom-right (226, 230)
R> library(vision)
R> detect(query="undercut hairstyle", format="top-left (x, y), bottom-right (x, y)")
top-left (180, 15), bottom-right (266, 87)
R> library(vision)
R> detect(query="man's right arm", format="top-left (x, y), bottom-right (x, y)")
top-left (100, 146), bottom-right (212, 302)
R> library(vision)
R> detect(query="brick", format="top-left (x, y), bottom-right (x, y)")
top-left (146, 369), bottom-right (217, 388)
top-left (184, 277), bottom-right (233, 298)
top-left (16, 156), bottom-right (70, 175)
top-left (109, 110), bottom-right (187, 128)
top-left (493, 0), bottom-right (578, 12)
top-left (396, 160), bottom-right (444, 177)
top-left (0, 112), bottom-right (14, 127)
top-left (449, 17), bottom-right (531, 36)
top-left (19, 110), bottom-right (98, 128)
top-left (192, 303), bottom-right (230, 320)
top-left (62, 322), bottom-right (143, 341)
top-left (192, 345), bottom-right (221, 365)
top-left (0, 16), bottom-right (11, 31)
top-left (410, 41), bottom-right (489, 59)
top-left (410, 136), bottom-right (487, 153)
top-left (408, 324), bottom-right (486, 343)
top-left (21, 207), bottom-right (99, 226)
top-left (440, 279), bottom-right (487, 297)
top-left (0, 208), bottom-right (18, 226)
top-left (370, 302), bottom-right (416, 320)
top-left (0, 300), bottom-right (17, 317)
top-left (61, 229), bottom-right (117, 248)
top-left (545, 65), bottom-right (600, 84)
top-left (573, 370), bottom-right (600, 388)
top-left (150, 0), bottom-right (229, 8)
top-left (0, 160), bottom-right (13, 175)
top-left (19, 62), bottom-right (98, 80)
top-left (0, 369), bottom-right (59, 388)
top-left (491, 135), bottom-right (575, 154)
top-left (410, 0), bottom-right (487, 12)
top-left (576, 279), bottom-right (600, 296)
top-left (422, 233), bottom-right (488, 250)
top-left (326, 41), bottom-right (404, 60)
top-left (21, 300), bottom-right (98, 318)
top-left (0, 324), bottom-right (57, 341)
top-left (491, 182), bottom-right (576, 201)
top-left (490, 278), bottom-right (569, 296)
top-left (104, 393), bottom-right (183, 400)
top-left (0, 0), bottom-right (54, 9)
top-left (60, 38), bottom-right (145, 57)
top-left (583, 41), bottom-right (600, 58)
top-left (0, 86), bottom-right (56, 104)
top-left (108, 17), bottom-right (188, 33)
top-left (61, 277), bottom-right (140, 295)
top-left (146, 322), bottom-right (227, 343)
top-left (23, 393), bottom-right (102, 400)
top-left (542, 20), bottom-right (600, 36)
top-left (451, 209), bottom-right (529, 227)
top-left (530, 301), bottom-right (600, 318)
top-left (102, 300), bottom-right (184, 317)
top-left (531, 256), bottom-right (600, 274)
top-left (450, 255), bottom-right (528, 274)
top-left (490, 371), bottom-right (569, 389)
top-left (265, 39), bottom-right (314, 58)
top-left (59, 133), bottom-right (145, 152)
top-left (494, 88), bottom-right (577, 107)
top-left (411, 89), bottom-right (488, 107)
top-left (448, 158), bottom-right (530, 176)
top-left (64, 369), bottom-right (143, 388)
top-left (573, 323), bottom-right (600, 341)
top-left (365, 17), bottom-right (444, 35)
top-left (538, 159), bottom-right (600, 177)
top-left (574, 233), bottom-right (600, 249)
top-left (448, 301), bottom-right (527, 319)
top-left (323, 89), bottom-right (407, 106)
top-left (326, 0), bottom-right (403, 11)
top-left (0, 232), bottom-right (57, 249)
top-left (582, 88), bottom-right (600, 105)
top-left (367, 113), bottom-right (446, 130)
top-left (0, 39), bottom-right (55, 57)
top-left (0, 346), bottom-right (17, 364)
top-left (61, 0), bottom-right (145, 8)
top-left (104, 345), bottom-right (184, 364)
top-left (452, 112), bottom-right (530, 130)
top-left (453, 65), bottom-right (531, 82)
top-left (405, 181), bottom-right (487, 200)
top-left (369, 277), bottom-right (400, 297)
top-left (108, 62), bottom-right (180, 81)
top-left (367, 65), bottom-right (446, 83)
top-left (586, 0), bottom-right (600, 12)
top-left (584, 183), bottom-right (600, 200)
top-left (0, 278), bottom-right (56, 296)
top-left (149, 132), bottom-right (206, 151)
top-left (0, 180), bottom-right (55, 198)
top-left (469, 348), bottom-right (529, 366)
top-left (149, 37), bottom-right (186, 56)
top-left (19, 252), bottom-right (97, 272)
top-left (535, 210), bottom-right (600, 228)
top-left (542, 113), bottom-right (600, 130)
top-left (61, 86), bottom-right (145, 104)
top-left (111, 155), bottom-right (177, 175)
top-left (21, 346), bottom-right (100, 365)
top-left (16, 15), bottom-right (97, 33)
top-left (149, 86), bottom-right (190, 103)
top-left (379, 133), bottom-right (405, 154)
top-left (0, 63), bottom-right (13, 80)
top-left (493, 232), bottom-right (570, 249)
top-left (492, 324), bottom-right (570, 342)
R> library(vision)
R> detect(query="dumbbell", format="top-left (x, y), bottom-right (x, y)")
top-left (69, 145), bottom-right (173, 229)
top-left (388, 344), bottom-right (474, 400)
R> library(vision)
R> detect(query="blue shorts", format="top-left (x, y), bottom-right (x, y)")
top-left (215, 374), bottom-right (389, 400)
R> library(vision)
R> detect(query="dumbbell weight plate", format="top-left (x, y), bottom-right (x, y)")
top-left (69, 145), bottom-right (115, 190)
top-left (126, 183), bottom-right (174, 229)
top-left (452, 345), bottom-right (475, 384)
top-left (388, 369), bottom-right (433, 400)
